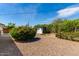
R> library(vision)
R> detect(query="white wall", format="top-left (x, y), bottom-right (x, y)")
top-left (37, 28), bottom-right (43, 34)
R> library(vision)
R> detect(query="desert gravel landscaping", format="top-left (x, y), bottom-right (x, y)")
top-left (1, 3), bottom-right (79, 56)
top-left (1, 33), bottom-right (79, 56)
top-left (14, 33), bottom-right (79, 56)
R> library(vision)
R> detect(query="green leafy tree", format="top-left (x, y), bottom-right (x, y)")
top-left (52, 18), bottom-right (64, 33)
top-left (34, 24), bottom-right (53, 33)
top-left (6, 23), bottom-right (16, 32)
top-left (7, 23), bottom-right (15, 28)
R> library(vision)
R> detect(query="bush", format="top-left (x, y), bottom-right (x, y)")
top-left (34, 24), bottom-right (53, 34)
top-left (43, 24), bottom-right (53, 33)
top-left (10, 26), bottom-right (36, 41)
top-left (56, 32), bottom-right (79, 41)
top-left (6, 23), bottom-right (16, 32)
top-left (3, 28), bottom-right (9, 33)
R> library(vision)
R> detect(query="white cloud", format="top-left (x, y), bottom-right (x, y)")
top-left (57, 7), bottom-right (79, 17)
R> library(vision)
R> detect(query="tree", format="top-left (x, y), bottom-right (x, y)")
top-left (52, 18), bottom-right (64, 33)
top-left (6, 23), bottom-right (15, 32)
top-left (34, 24), bottom-right (53, 33)
top-left (73, 19), bottom-right (79, 32)
top-left (7, 23), bottom-right (15, 28)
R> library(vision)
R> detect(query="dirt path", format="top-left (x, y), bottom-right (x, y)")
top-left (0, 34), bottom-right (22, 56)
top-left (15, 33), bottom-right (79, 56)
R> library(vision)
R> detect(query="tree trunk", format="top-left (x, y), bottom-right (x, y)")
top-left (74, 27), bottom-right (77, 32)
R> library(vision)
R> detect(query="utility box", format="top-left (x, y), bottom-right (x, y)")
top-left (37, 28), bottom-right (43, 34)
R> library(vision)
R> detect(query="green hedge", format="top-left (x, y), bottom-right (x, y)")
top-left (56, 32), bottom-right (79, 41)
top-left (10, 26), bottom-right (36, 41)
top-left (43, 24), bottom-right (52, 33)
top-left (34, 24), bottom-right (53, 34)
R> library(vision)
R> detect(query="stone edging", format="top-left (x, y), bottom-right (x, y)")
top-left (8, 33), bottom-right (15, 41)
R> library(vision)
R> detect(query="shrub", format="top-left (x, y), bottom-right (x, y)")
top-left (10, 26), bottom-right (36, 41)
top-left (3, 28), bottom-right (9, 33)
top-left (56, 32), bottom-right (79, 41)
top-left (34, 24), bottom-right (53, 34)
top-left (43, 24), bottom-right (53, 33)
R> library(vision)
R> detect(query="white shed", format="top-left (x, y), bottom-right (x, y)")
top-left (37, 28), bottom-right (43, 34)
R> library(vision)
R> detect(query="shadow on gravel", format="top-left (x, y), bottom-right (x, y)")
top-left (15, 37), bottom-right (41, 43)
top-left (0, 34), bottom-right (23, 56)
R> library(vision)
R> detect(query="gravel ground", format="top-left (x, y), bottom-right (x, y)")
top-left (14, 33), bottom-right (79, 56)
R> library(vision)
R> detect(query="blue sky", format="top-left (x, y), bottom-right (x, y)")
top-left (0, 3), bottom-right (78, 26)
